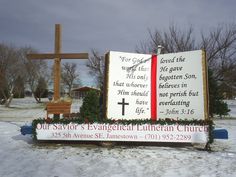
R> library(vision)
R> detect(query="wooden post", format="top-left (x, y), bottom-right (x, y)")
top-left (54, 24), bottom-right (61, 101)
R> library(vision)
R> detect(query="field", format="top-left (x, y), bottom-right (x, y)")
top-left (0, 98), bottom-right (236, 177)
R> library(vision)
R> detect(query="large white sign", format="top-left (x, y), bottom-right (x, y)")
top-left (36, 123), bottom-right (208, 143)
top-left (105, 50), bottom-right (208, 120)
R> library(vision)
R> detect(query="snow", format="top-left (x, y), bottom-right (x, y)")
top-left (225, 100), bottom-right (236, 118)
top-left (0, 98), bottom-right (236, 177)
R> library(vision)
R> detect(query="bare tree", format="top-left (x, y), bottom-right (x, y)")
top-left (0, 44), bottom-right (23, 107)
top-left (0, 44), bottom-right (50, 106)
top-left (136, 25), bottom-right (196, 54)
top-left (19, 47), bottom-right (50, 103)
top-left (61, 62), bottom-right (80, 96)
top-left (86, 49), bottom-right (105, 88)
top-left (200, 24), bottom-right (236, 98)
top-left (136, 23), bottom-right (236, 98)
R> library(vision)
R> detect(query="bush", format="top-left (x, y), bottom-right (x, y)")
top-left (208, 69), bottom-right (230, 118)
top-left (80, 90), bottom-right (100, 122)
top-left (34, 77), bottom-right (48, 99)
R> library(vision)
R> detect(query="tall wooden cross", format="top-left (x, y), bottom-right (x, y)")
top-left (27, 24), bottom-right (89, 101)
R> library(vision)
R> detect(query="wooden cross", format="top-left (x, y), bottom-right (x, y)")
top-left (27, 24), bottom-right (88, 101)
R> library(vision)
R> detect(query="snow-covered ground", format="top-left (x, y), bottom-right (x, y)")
top-left (0, 98), bottom-right (236, 177)
top-left (0, 97), bottom-right (83, 122)
top-left (225, 100), bottom-right (236, 118)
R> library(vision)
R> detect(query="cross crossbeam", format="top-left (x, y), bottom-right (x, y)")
top-left (27, 53), bottom-right (88, 59)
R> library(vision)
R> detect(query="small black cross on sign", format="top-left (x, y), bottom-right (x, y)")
top-left (117, 98), bottom-right (129, 116)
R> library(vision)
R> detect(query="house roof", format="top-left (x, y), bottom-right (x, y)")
top-left (72, 86), bottom-right (100, 92)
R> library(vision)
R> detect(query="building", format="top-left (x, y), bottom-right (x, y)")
top-left (71, 86), bottom-right (100, 99)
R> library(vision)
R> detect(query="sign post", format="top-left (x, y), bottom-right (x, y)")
top-left (33, 49), bottom-right (210, 144)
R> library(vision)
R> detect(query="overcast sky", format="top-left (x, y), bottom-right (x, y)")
top-left (0, 0), bottom-right (236, 86)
